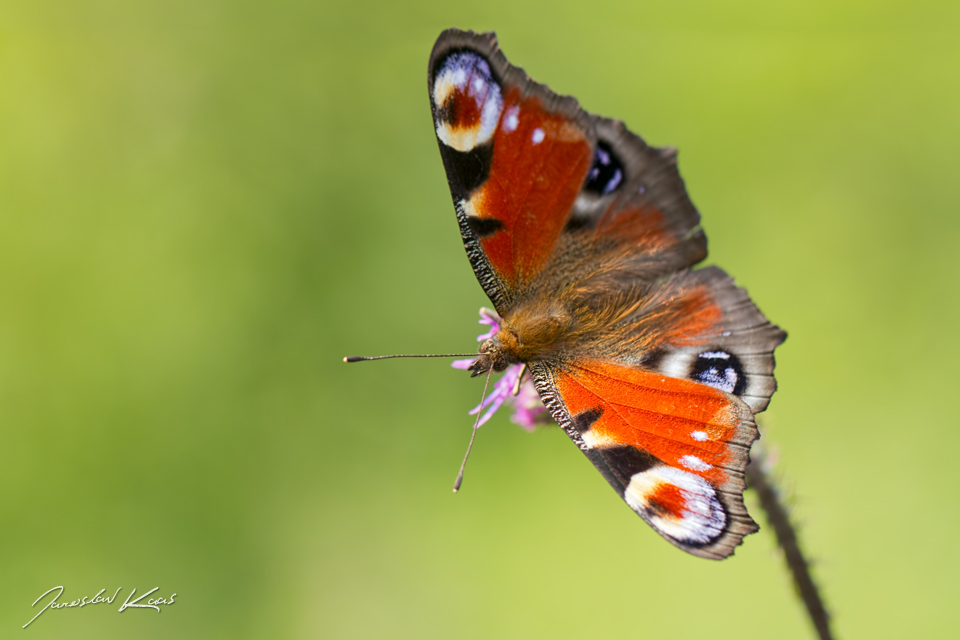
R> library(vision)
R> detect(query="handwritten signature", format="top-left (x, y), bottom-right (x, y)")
top-left (23, 586), bottom-right (177, 628)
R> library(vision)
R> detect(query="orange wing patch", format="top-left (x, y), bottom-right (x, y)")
top-left (464, 88), bottom-right (593, 284)
top-left (535, 358), bottom-right (759, 557)
top-left (595, 203), bottom-right (673, 251)
top-left (556, 360), bottom-right (750, 486)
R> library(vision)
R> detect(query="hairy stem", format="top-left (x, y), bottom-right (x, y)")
top-left (746, 446), bottom-right (835, 640)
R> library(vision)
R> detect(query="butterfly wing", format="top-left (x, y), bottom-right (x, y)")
top-left (429, 30), bottom-right (708, 310)
top-left (429, 30), bottom-right (594, 310)
top-left (530, 269), bottom-right (784, 559)
top-left (639, 266), bottom-right (787, 414)
top-left (531, 358), bottom-right (758, 559)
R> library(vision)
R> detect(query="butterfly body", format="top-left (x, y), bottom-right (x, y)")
top-left (429, 29), bottom-right (785, 559)
top-left (474, 254), bottom-right (701, 371)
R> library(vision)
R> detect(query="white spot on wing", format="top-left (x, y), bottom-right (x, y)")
top-left (532, 128), bottom-right (545, 144)
top-left (459, 198), bottom-right (476, 218)
top-left (691, 430), bottom-right (708, 442)
top-left (658, 351), bottom-right (695, 379)
top-left (581, 429), bottom-right (617, 449)
top-left (503, 106), bottom-right (519, 132)
top-left (680, 455), bottom-right (712, 472)
top-left (479, 91), bottom-right (502, 146)
top-left (700, 351), bottom-right (731, 360)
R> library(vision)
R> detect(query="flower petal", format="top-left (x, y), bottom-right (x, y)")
top-left (455, 308), bottom-right (549, 431)
top-left (451, 358), bottom-right (475, 370)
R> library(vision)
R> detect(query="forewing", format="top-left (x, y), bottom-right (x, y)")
top-left (429, 30), bottom-right (712, 311)
top-left (531, 359), bottom-right (759, 559)
top-left (429, 30), bottom-right (595, 310)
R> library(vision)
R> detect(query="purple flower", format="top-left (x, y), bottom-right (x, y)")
top-left (452, 308), bottom-right (551, 431)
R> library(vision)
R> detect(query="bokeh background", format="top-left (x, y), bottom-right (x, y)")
top-left (3, 1), bottom-right (959, 638)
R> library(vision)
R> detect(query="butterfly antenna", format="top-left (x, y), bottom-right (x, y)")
top-left (452, 367), bottom-right (493, 494)
top-left (343, 353), bottom-right (475, 363)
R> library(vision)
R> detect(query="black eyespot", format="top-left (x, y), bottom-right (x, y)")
top-left (584, 140), bottom-right (624, 196)
top-left (691, 350), bottom-right (746, 396)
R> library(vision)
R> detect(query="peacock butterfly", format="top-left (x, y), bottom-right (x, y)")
top-left (349, 29), bottom-right (785, 560)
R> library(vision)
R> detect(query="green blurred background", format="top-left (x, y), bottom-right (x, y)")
top-left (2, 1), bottom-right (959, 638)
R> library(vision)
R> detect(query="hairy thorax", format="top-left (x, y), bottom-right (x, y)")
top-left (467, 236), bottom-right (679, 377)
top-left (469, 286), bottom-right (639, 376)
top-left (498, 301), bottom-right (576, 362)
top-left (467, 298), bottom-right (578, 376)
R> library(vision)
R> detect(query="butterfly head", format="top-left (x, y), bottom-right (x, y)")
top-left (467, 336), bottom-right (518, 377)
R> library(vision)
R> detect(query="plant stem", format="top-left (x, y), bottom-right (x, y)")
top-left (746, 447), bottom-right (835, 640)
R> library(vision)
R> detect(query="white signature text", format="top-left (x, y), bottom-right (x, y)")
top-left (23, 586), bottom-right (177, 628)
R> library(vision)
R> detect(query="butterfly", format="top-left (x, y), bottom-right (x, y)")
top-left (418, 28), bottom-right (786, 560)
